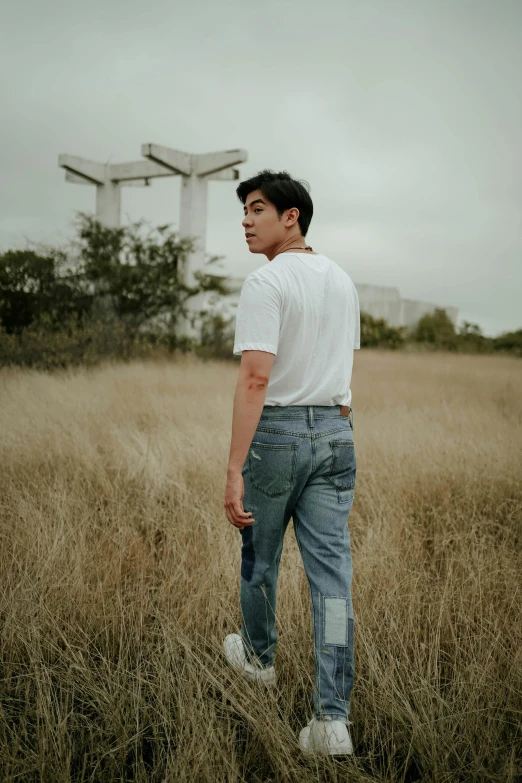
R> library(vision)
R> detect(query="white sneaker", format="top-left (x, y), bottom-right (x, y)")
top-left (299, 717), bottom-right (354, 755)
top-left (223, 633), bottom-right (277, 687)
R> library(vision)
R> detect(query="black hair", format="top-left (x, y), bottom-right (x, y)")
top-left (236, 169), bottom-right (313, 237)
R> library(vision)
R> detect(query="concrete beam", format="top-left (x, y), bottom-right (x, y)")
top-left (206, 167), bottom-right (240, 181)
top-left (109, 159), bottom-right (176, 182)
top-left (118, 178), bottom-right (151, 188)
top-left (141, 144), bottom-right (192, 176)
top-left (195, 149), bottom-right (248, 177)
top-left (58, 155), bottom-right (105, 185)
top-left (66, 170), bottom-right (148, 188)
top-left (65, 171), bottom-right (92, 185)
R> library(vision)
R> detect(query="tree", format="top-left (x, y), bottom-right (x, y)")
top-left (73, 214), bottom-right (231, 335)
top-left (360, 311), bottom-right (406, 349)
top-left (414, 308), bottom-right (457, 350)
top-left (457, 321), bottom-right (492, 353)
top-left (493, 329), bottom-right (522, 357)
top-left (0, 249), bottom-right (87, 334)
top-left (197, 311), bottom-right (236, 360)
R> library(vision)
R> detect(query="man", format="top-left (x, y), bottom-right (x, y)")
top-left (223, 169), bottom-right (360, 756)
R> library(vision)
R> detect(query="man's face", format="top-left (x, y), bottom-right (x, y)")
top-left (241, 189), bottom-right (287, 255)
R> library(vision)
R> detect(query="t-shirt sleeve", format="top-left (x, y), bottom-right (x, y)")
top-left (353, 285), bottom-right (361, 350)
top-left (233, 274), bottom-right (282, 356)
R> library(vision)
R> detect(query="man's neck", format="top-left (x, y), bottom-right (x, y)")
top-left (265, 235), bottom-right (311, 261)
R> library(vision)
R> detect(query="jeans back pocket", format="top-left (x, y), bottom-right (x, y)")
top-left (326, 440), bottom-right (356, 491)
top-left (248, 442), bottom-right (298, 497)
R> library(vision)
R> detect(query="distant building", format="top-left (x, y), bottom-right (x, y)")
top-left (354, 283), bottom-right (458, 329)
top-left (200, 275), bottom-right (458, 331)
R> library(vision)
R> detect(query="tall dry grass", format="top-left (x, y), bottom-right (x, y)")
top-left (0, 351), bottom-right (520, 782)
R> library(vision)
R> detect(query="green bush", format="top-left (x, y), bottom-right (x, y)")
top-left (360, 311), bottom-right (406, 349)
top-left (0, 249), bottom-right (88, 334)
top-left (414, 308), bottom-right (458, 350)
top-left (195, 311), bottom-right (236, 360)
top-left (493, 328), bottom-right (522, 357)
top-left (0, 315), bottom-right (161, 370)
top-left (457, 321), bottom-right (494, 354)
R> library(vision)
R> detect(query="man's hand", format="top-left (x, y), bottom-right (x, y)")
top-left (224, 471), bottom-right (255, 529)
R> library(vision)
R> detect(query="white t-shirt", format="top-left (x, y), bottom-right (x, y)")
top-left (233, 252), bottom-right (360, 407)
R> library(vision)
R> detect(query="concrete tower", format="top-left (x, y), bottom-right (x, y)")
top-left (59, 145), bottom-right (248, 341)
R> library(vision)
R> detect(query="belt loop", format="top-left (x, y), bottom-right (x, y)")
top-left (350, 406), bottom-right (354, 430)
top-left (308, 405), bottom-right (314, 428)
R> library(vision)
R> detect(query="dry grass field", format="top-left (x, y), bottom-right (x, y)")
top-left (0, 350), bottom-right (521, 782)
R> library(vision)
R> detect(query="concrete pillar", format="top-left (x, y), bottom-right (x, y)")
top-left (180, 171), bottom-right (208, 286)
top-left (141, 144), bottom-right (248, 344)
top-left (95, 174), bottom-right (121, 228)
top-left (178, 171), bottom-right (209, 336)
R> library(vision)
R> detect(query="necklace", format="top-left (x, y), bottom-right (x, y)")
top-left (284, 245), bottom-right (314, 252)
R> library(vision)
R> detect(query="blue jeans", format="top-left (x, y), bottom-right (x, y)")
top-left (238, 404), bottom-right (356, 724)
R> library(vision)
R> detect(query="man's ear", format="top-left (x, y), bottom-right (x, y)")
top-left (285, 207), bottom-right (300, 228)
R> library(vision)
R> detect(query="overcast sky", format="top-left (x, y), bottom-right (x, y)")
top-left (1, 0), bottom-right (521, 336)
